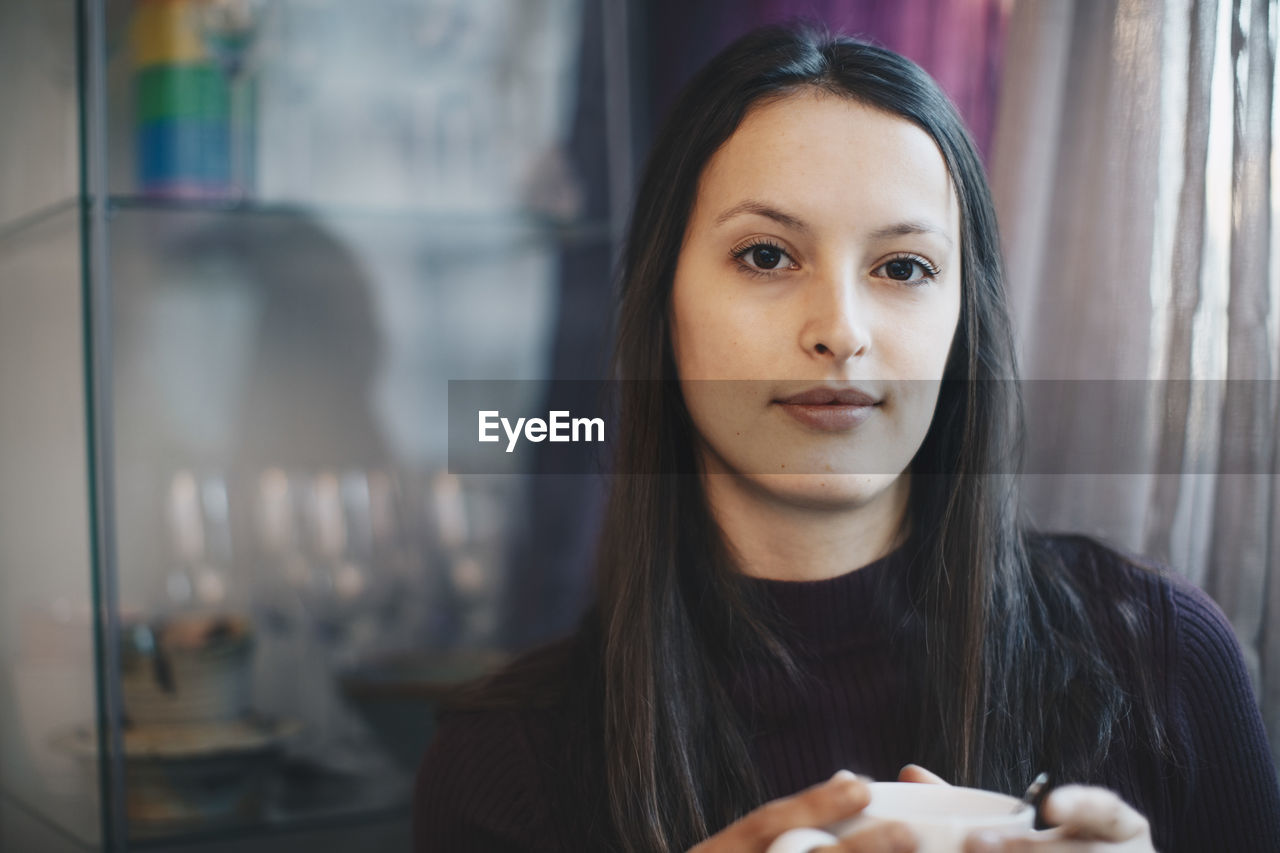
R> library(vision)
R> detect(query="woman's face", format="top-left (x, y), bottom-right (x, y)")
top-left (670, 90), bottom-right (962, 509)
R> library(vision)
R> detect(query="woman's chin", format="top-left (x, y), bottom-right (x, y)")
top-left (718, 470), bottom-right (905, 511)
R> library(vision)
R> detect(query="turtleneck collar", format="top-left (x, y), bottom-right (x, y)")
top-left (739, 544), bottom-right (911, 651)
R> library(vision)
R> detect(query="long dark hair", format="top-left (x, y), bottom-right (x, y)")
top-left (451, 23), bottom-right (1170, 852)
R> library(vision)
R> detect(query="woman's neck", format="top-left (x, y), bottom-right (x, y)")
top-left (700, 469), bottom-right (911, 582)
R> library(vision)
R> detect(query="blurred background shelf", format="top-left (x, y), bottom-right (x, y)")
top-left (104, 196), bottom-right (614, 248)
top-left (123, 754), bottom-right (411, 851)
top-left (0, 198), bottom-right (82, 247)
top-left (0, 0), bottom-right (631, 849)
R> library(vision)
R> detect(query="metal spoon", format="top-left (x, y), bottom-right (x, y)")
top-left (1016, 771), bottom-right (1050, 814)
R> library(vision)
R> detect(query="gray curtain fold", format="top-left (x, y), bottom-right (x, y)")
top-left (1205, 0), bottom-right (1274, 699)
top-left (992, 0), bottom-right (1280, 767)
top-left (994, 0), bottom-right (1166, 544)
top-left (1145, 0), bottom-right (1218, 564)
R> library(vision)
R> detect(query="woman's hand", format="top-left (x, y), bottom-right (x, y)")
top-left (964, 786), bottom-right (1155, 853)
top-left (895, 766), bottom-right (1156, 852)
top-left (688, 770), bottom-right (918, 853)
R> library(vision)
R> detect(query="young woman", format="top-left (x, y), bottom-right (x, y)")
top-left (413, 24), bottom-right (1280, 853)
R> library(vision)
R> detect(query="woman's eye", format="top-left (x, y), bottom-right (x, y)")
top-left (749, 245), bottom-right (784, 269)
top-left (875, 255), bottom-right (940, 285)
top-left (732, 241), bottom-right (794, 274)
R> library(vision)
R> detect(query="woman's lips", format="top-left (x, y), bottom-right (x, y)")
top-left (774, 386), bottom-right (880, 431)
top-left (777, 387), bottom-right (877, 407)
top-left (776, 401), bottom-right (878, 431)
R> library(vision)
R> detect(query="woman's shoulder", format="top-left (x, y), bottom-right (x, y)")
top-left (1031, 530), bottom-right (1167, 588)
top-left (1031, 531), bottom-right (1253, 699)
top-left (412, 636), bottom-right (596, 853)
top-left (413, 705), bottom-right (551, 852)
top-left (1034, 531), bottom-right (1191, 611)
top-left (1033, 531), bottom-right (1228, 617)
top-left (1026, 533), bottom-right (1280, 848)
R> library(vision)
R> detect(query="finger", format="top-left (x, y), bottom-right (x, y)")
top-left (967, 833), bottom-right (1143, 853)
top-left (1041, 786), bottom-right (1149, 842)
top-left (964, 828), bottom-right (1065, 853)
top-left (817, 820), bottom-right (918, 853)
top-left (766, 828), bottom-right (843, 853)
top-left (896, 764), bottom-right (950, 785)
top-left (730, 771), bottom-right (872, 844)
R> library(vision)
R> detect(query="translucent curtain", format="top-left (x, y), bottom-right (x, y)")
top-left (991, 0), bottom-right (1280, 766)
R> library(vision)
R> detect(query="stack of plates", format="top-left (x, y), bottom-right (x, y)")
top-left (57, 612), bottom-right (300, 827)
top-left (53, 715), bottom-right (301, 826)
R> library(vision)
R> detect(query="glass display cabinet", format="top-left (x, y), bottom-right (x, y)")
top-left (0, 1), bottom-right (635, 849)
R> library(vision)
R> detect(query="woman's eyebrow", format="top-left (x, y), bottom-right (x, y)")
top-left (712, 201), bottom-right (953, 248)
top-left (868, 221), bottom-right (954, 247)
top-left (713, 200), bottom-right (811, 233)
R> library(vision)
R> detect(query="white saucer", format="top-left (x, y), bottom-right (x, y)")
top-left (52, 715), bottom-right (301, 762)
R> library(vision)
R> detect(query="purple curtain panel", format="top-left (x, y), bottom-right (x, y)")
top-left (648, 0), bottom-right (1011, 160)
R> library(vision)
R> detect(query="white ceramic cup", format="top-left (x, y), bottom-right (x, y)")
top-left (766, 781), bottom-right (1034, 853)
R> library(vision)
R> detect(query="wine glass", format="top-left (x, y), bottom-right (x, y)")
top-left (194, 0), bottom-right (271, 199)
top-left (427, 472), bottom-right (512, 647)
top-left (162, 469), bottom-right (232, 611)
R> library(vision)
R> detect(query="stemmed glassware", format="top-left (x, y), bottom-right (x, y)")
top-left (194, 0), bottom-right (270, 199)
top-left (248, 466), bottom-right (401, 767)
top-left (162, 469), bottom-right (233, 612)
top-left (425, 472), bottom-right (513, 648)
top-left (249, 467), bottom-right (310, 721)
top-left (240, 464), bottom-right (514, 765)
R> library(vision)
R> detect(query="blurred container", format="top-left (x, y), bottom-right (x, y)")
top-left (121, 611), bottom-right (254, 725)
top-left (130, 0), bottom-right (262, 198)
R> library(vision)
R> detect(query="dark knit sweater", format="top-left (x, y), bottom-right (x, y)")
top-left (413, 535), bottom-right (1280, 852)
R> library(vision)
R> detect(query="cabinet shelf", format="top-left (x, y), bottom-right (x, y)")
top-left (0, 198), bottom-right (80, 248)
top-left (105, 195), bottom-right (614, 249)
top-left (1, 0), bottom-right (628, 848)
top-left (125, 756), bottom-right (410, 850)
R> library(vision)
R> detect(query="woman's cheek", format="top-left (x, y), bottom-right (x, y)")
top-left (887, 310), bottom-right (957, 377)
top-left (694, 305), bottom-right (780, 379)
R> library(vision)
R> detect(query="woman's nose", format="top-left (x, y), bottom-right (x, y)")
top-left (799, 269), bottom-right (871, 363)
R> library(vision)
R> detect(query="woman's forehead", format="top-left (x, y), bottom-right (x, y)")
top-left (690, 91), bottom-right (960, 240)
